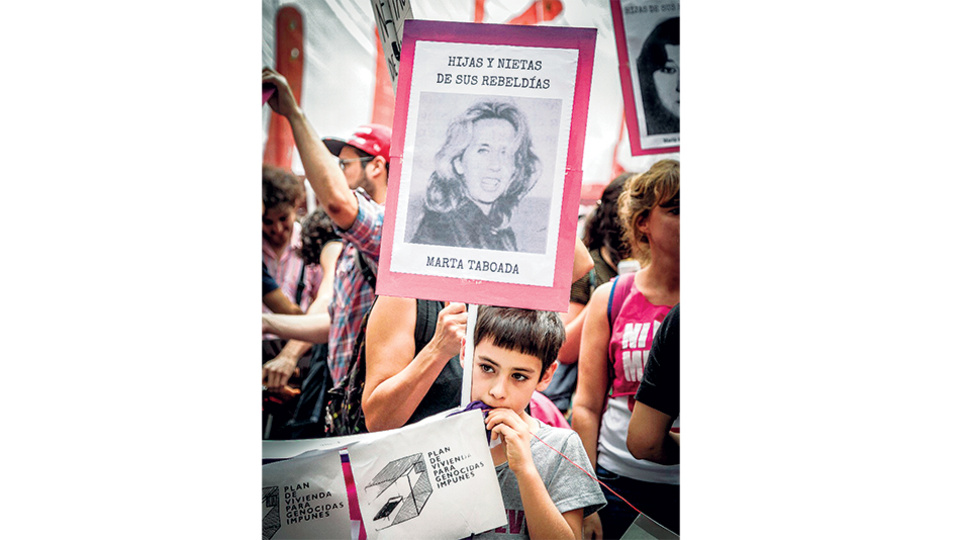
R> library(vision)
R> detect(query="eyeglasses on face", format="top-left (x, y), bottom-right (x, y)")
top-left (338, 156), bottom-right (374, 170)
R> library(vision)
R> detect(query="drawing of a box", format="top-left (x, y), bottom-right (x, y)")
top-left (366, 454), bottom-right (433, 527)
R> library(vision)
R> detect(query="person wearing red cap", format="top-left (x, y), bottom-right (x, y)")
top-left (262, 67), bottom-right (391, 390)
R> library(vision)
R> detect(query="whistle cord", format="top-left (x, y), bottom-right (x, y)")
top-left (530, 431), bottom-right (643, 516)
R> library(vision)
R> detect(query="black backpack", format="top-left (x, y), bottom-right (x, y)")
top-left (324, 298), bottom-right (442, 437)
top-left (280, 250), bottom-right (377, 439)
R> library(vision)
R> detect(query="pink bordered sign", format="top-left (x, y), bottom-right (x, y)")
top-left (377, 20), bottom-right (597, 312)
top-left (611, 0), bottom-right (680, 155)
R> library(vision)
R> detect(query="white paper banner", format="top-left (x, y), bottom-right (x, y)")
top-left (262, 431), bottom-right (390, 461)
top-left (348, 409), bottom-right (505, 539)
top-left (262, 448), bottom-right (352, 539)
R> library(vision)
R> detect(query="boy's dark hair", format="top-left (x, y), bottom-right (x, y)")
top-left (263, 164), bottom-right (304, 212)
top-left (296, 209), bottom-right (341, 265)
top-left (475, 306), bottom-right (565, 380)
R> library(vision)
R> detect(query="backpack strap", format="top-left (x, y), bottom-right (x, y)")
top-left (349, 297), bottom-right (377, 376)
top-left (414, 299), bottom-right (443, 351)
top-left (353, 249), bottom-right (377, 290)
top-left (607, 272), bottom-right (635, 330)
top-left (294, 259), bottom-right (307, 306)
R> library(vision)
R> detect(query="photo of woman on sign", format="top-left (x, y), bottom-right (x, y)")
top-left (408, 99), bottom-right (543, 252)
top-left (636, 16), bottom-right (679, 136)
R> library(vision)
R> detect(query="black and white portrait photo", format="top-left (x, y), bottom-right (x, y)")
top-left (636, 16), bottom-right (679, 136)
top-left (378, 22), bottom-right (594, 307)
top-left (403, 92), bottom-right (561, 254)
top-left (615, 0), bottom-right (680, 152)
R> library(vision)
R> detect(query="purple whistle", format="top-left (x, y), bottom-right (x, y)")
top-left (449, 400), bottom-right (494, 443)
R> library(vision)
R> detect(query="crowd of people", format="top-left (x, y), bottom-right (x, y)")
top-left (262, 65), bottom-right (680, 538)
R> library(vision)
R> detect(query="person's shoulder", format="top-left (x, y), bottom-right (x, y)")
top-left (341, 190), bottom-right (384, 241)
top-left (534, 421), bottom-right (579, 448)
top-left (532, 423), bottom-right (594, 486)
top-left (591, 279), bottom-right (615, 301)
top-left (354, 187), bottom-right (373, 202)
top-left (353, 188), bottom-right (385, 217)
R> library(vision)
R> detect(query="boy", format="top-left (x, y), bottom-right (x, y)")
top-left (465, 306), bottom-right (605, 539)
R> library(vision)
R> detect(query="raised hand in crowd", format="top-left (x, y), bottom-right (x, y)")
top-left (362, 299), bottom-right (468, 431)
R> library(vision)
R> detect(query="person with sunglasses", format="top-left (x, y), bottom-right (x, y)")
top-left (263, 68), bottom-right (391, 400)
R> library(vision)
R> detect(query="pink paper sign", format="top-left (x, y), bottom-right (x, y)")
top-left (376, 20), bottom-right (597, 312)
top-left (611, 0), bottom-right (680, 155)
top-left (262, 85), bottom-right (276, 105)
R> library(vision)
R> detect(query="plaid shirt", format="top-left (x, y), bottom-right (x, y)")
top-left (327, 189), bottom-right (383, 384)
top-left (262, 222), bottom-right (324, 313)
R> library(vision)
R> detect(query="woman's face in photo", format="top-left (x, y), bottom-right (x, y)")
top-left (653, 44), bottom-right (679, 118)
top-left (455, 117), bottom-right (518, 209)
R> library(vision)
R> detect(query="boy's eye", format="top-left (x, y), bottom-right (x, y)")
top-left (479, 364), bottom-right (494, 373)
top-left (512, 373), bottom-right (528, 382)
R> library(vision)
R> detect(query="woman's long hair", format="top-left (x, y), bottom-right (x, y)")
top-left (618, 159), bottom-right (679, 265)
top-left (423, 100), bottom-right (541, 230)
top-left (582, 173), bottom-right (632, 268)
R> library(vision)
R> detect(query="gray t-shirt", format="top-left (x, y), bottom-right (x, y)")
top-left (472, 421), bottom-right (606, 539)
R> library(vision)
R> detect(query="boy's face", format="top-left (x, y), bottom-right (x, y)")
top-left (468, 337), bottom-right (556, 413)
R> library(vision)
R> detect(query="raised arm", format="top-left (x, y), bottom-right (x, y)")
top-left (262, 67), bottom-right (359, 229)
top-left (362, 298), bottom-right (467, 431)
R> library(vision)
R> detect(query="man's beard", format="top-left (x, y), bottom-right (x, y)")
top-left (354, 169), bottom-right (375, 194)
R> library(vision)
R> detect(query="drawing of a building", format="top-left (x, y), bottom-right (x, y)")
top-left (262, 486), bottom-right (281, 540)
top-left (365, 453), bottom-right (433, 528)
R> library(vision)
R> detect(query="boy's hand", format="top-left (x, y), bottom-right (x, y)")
top-left (486, 408), bottom-right (535, 475)
top-left (262, 67), bottom-right (299, 118)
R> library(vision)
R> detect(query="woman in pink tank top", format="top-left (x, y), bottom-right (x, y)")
top-left (571, 159), bottom-right (680, 537)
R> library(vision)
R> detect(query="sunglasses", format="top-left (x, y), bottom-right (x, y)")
top-left (338, 156), bottom-right (374, 170)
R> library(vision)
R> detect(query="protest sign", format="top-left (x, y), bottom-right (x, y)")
top-left (370, 0), bottom-right (414, 92)
top-left (611, 0), bottom-right (680, 155)
top-left (621, 512), bottom-right (680, 539)
top-left (376, 20), bottom-right (597, 312)
top-left (261, 448), bottom-right (352, 539)
top-left (262, 431), bottom-right (390, 463)
top-left (348, 409), bottom-right (505, 539)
